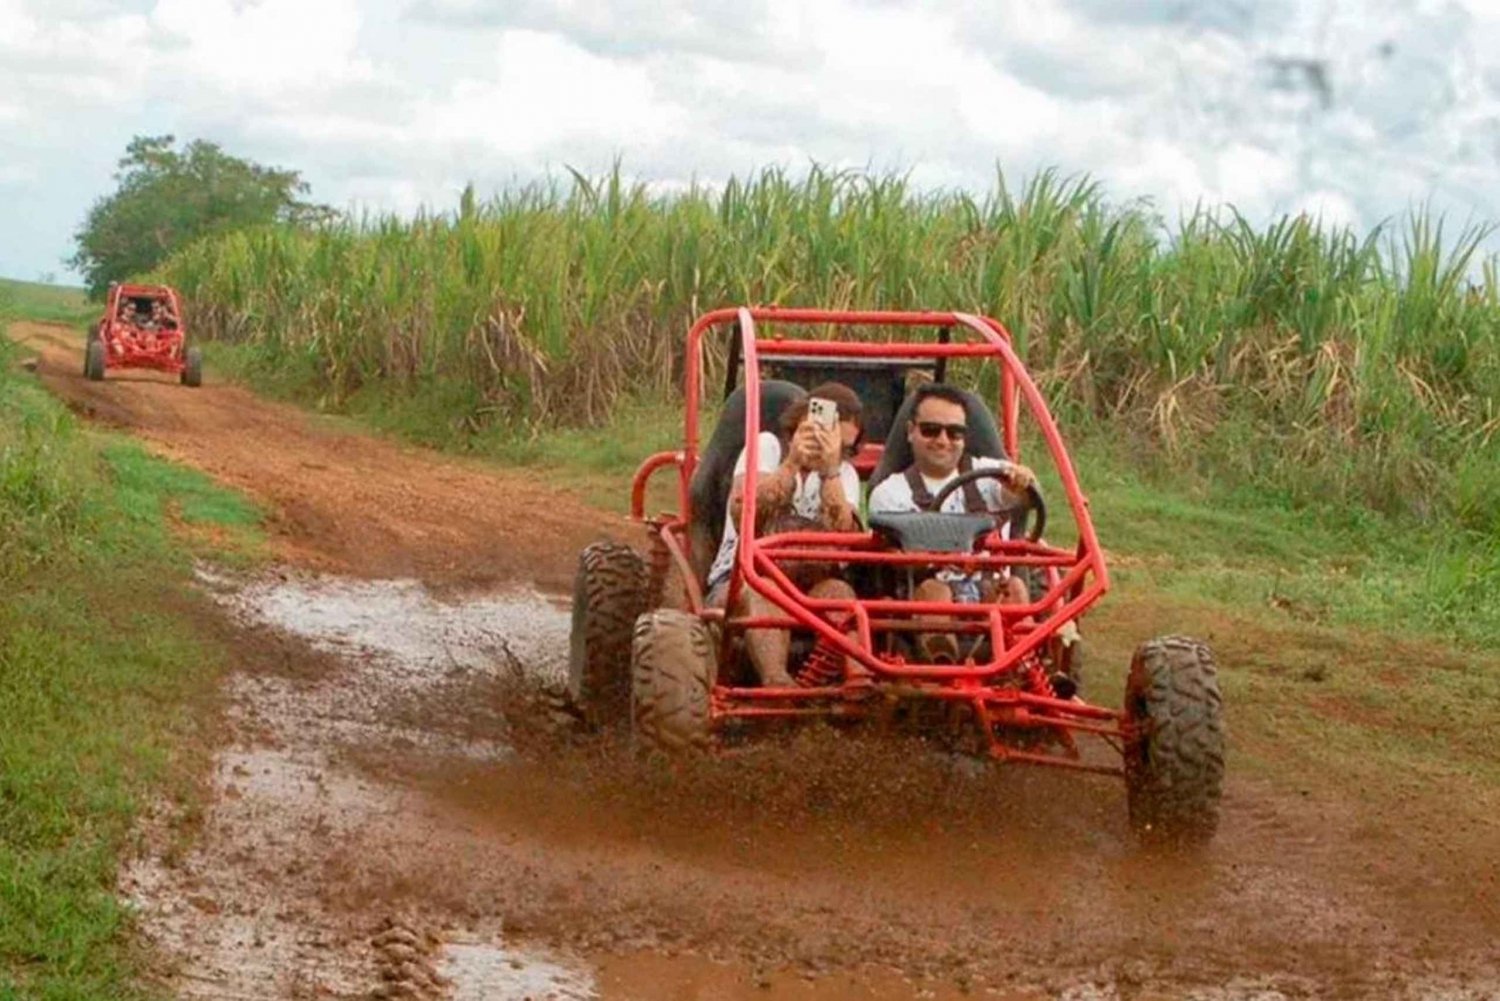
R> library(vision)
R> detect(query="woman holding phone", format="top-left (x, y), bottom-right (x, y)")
top-left (704, 381), bottom-right (864, 687)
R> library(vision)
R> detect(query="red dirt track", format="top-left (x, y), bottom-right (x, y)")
top-left (14, 321), bottom-right (1500, 1000)
top-left (17, 321), bottom-right (624, 590)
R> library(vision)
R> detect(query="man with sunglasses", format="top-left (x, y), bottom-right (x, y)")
top-left (868, 383), bottom-right (1037, 661)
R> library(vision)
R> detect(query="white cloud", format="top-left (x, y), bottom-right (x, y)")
top-left (3, 0), bottom-right (1500, 282)
top-left (404, 0), bottom-right (796, 61)
top-left (421, 29), bottom-right (687, 155)
top-left (148, 0), bottom-right (373, 97)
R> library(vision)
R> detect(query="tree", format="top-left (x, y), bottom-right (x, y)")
top-left (70, 135), bottom-right (332, 297)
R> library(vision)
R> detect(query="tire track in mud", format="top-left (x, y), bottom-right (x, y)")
top-left (13, 321), bottom-right (1499, 998)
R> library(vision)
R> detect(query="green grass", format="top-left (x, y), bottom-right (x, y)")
top-left (0, 278), bottom-right (94, 327)
top-left (1029, 433), bottom-right (1500, 650)
top-left (0, 324), bottom-right (261, 999)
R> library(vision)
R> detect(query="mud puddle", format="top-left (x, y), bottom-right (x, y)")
top-left (122, 564), bottom-right (590, 1000)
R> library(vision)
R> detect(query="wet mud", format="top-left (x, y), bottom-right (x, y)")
top-left (118, 565), bottom-right (1499, 1000)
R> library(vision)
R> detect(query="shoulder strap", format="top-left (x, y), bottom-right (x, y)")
top-left (904, 456), bottom-right (987, 513)
top-left (904, 465), bottom-right (935, 511)
top-left (958, 456), bottom-right (986, 514)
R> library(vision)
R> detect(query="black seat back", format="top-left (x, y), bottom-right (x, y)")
top-left (869, 386), bottom-right (1008, 490)
top-left (687, 380), bottom-right (807, 582)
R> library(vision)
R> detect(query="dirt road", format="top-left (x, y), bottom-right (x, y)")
top-left (16, 322), bottom-right (1500, 1000)
top-left (17, 321), bottom-right (624, 589)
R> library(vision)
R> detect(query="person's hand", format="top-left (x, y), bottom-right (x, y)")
top-left (788, 421), bottom-right (823, 471)
top-left (1002, 462), bottom-right (1037, 493)
top-left (811, 421), bottom-right (842, 476)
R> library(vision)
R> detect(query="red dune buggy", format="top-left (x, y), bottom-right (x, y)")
top-left (85, 283), bottom-right (202, 387)
top-left (569, 308), bottom-right (1225, 843)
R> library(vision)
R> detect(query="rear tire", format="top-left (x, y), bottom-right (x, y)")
top-left (631, 609), bottom-right (714, 753)
top-left (1123, 635), bottom-right (1225, 845)
top-left (567, 543), bottom-right (649, 728)
top-left (181, 346), bottom-right (203, 387)
top-left (84, 340), bottom-right (106, 381)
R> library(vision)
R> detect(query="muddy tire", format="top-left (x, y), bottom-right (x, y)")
top-left (181, 346), bottom-right (203, 387)
top-left (568, 542), bottom-right (650, 727)
top-left (84, 340), bottom-right (106, 381)
top-left (1123, 635), bottom-right (1225, 845)
top-left (631, 609), bottom-right (714, 753)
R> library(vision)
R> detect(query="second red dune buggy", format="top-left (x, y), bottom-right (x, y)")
top-left (85, 282), bottom-right (202, 387)
top-left (568, 307), bottom-right (1226, 844)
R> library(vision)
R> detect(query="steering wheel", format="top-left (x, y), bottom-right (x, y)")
top-left (929, 468), bottom-right (1047, 542)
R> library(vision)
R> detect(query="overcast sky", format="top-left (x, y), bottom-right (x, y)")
top-left (4, 0), bottom-right (1500, 284)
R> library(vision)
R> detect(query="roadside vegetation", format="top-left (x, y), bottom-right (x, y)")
top-left (0, 277), bottom-right (93, 327)
top-left (0, 288), bottom-right (261, 998)
top-left (71, 134), bottom-right (331, 298)
top-left (161, 167), bottom-right (1500, 540)
top-left (161, 167), bottom-right (1499, 652)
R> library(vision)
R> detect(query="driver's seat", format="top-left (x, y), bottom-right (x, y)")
top-left (869, 385), bottom-right (1009, 493)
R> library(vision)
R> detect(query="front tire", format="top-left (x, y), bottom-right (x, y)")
top-left (631, 609), bottom-right (714, 753)
top-left (1123, 636), bottom-right (1225, 845)
top-left (567, 543), bottom-right (649, 728)
top-left (181, 346), bottom-right (203, 387)
top-left (84, 340), bottom-right (106, 381)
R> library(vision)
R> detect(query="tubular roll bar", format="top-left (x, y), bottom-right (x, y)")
top-left (638, 307), bottom-right (1110, 680)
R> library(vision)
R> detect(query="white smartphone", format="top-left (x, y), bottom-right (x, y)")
top-left (808, 397), bottom-right (838, 428)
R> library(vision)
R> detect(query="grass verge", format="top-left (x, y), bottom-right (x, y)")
top-left (0, 278), bottom-right (94, 328)
top-left (0, 322), bottom-right (261, 999)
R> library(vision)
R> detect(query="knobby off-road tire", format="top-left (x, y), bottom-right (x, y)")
top-left (84, 340), bottom-right (106, 381)
top-left (181, 346), bottom-right (203, 388)
top-left (568, 542), bottom-right (650, 728)
top-left (1123, 635), bottom-right (1225, 845)
top-left (630, 609), bottom-right (714, 753)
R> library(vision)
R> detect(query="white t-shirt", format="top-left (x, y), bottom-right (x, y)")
top-left (867, 455), bottom-right (1015, 516)
top-left (706, 432), bottom-right (861, 589)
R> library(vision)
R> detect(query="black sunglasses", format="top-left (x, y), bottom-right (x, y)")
top-left (915, 421), bottom-right (967, 441)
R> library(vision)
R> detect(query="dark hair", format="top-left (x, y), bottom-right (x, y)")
top-left (777, 381), bottom-right (864, 438)
top-left (909, 382), bottom-right (969, 422)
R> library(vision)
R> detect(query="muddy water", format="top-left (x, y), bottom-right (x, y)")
top-left (123, 566), bottom-right (590, 999)
top-left (121, 566), bottom-right (1500, 1001)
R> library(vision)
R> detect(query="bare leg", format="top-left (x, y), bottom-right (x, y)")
top-left (808, 578), bottom-right (856, 603)
top-left (808, 578), bottom-right (863, 678)
top-left (737, 588), bottom-right (797, 687)
top-left (913, 578), bottom-right (960, 663)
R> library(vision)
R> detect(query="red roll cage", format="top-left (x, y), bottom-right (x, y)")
top-left (631, 307), bottom-right (1119, 770)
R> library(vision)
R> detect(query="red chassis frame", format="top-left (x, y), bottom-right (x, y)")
top-left (94, 283), bottom-right (190, 375)
top-left (631, 307), bottom-right (1125, 775)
